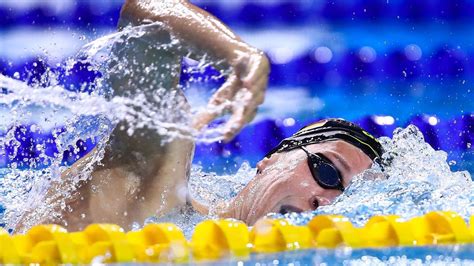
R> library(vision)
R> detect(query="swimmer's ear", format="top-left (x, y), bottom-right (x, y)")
top-left (189, 198), bottom-right (210, 215)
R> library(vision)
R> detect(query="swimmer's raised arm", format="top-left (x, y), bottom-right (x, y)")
top-left (120, 0), bottom-right (270, 141)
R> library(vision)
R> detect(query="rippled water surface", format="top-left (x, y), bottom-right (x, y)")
top-left (210, 245), bottom-right (474, 265)
top-left (0, 22), bottom-right (200, 230)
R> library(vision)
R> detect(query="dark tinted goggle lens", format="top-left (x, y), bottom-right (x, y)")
top-left (306, 153), bottom-right (344, 191)
top-left (315, 161), bottom-right (340, 187)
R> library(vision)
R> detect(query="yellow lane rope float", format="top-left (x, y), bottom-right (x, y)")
top-left (1, 211), bottom-right (473, 264)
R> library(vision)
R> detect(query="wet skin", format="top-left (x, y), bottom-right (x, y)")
top-left (219, 140), bottom-right (373, 225)
top-left (14, 0), bottom-right (269, 232)
top-left (12, 1), bottom-right (370, 231)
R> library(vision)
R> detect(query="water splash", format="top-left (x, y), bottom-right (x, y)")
top-left (1, 21), bottom-right (473, 234)
top-left (0, 20), bottom-right (226, 230)
top-left (189, 161), bottom-right (254, 209)
top-left (274, 125), bottom-right (474, 225)
top-left (188, 124), bottom-right (473, 227)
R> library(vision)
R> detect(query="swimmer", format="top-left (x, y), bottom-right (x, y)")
top-left (15, 1), bottom-right (382, 231)
top-left (15, 0), bottom-right (269, 232)
top-left (204, 118), bottom-right (383, 225)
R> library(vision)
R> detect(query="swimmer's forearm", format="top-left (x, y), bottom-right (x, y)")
top-left (122, 0), bottom-right (269, 140)
top-left (121, 0), bottom-right (262, 67)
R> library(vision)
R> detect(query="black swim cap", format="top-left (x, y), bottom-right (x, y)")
top-left (265, 118), bottom-right (383, 161)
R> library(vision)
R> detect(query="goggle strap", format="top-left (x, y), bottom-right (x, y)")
top-left (298, 145), bottom-right (311, 157)
top-left (265, 131), bottom-right (380, 160)
top-left (299, 146), bottom-right (345, 192)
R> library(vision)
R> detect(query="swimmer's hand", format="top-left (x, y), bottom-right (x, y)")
top-left (120, 0), bottom-right (270, 141)
top-left (193, 52), bottom-right (270, 141)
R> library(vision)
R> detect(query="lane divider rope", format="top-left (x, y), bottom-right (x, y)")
top-left (0, 211), bottom-right (473, 264)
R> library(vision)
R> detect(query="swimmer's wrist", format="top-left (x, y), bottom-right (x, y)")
top-left (231, 49), bottom-right (270, 77)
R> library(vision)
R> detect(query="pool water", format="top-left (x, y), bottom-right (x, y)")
top-left (210, 245), bottom-right (474, 265)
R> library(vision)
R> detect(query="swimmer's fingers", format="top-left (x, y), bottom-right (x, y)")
top-left (193, 52), bottom-right (268, 138)
top-left (220, 68), bottom-right (268, 141)
top-left (243, 73), bottom-right (267, 105)
top-left (241, 53), bottom-right (270, 98)
top-left (208, 75), bottom-right (241, 106)
top-left (221, 104), bottom-right (246, 141)
top-left (192, 75), bottom-right (241, 130)
top-left (222, 106), bottom-right (257, 142)
top-left (221, 89), bottom-right (259, 141)
top-left (192, 101), bottom-right (230, 131)
top-left (238, 55), bottom-right (269, 115)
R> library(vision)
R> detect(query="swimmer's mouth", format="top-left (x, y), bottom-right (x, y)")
top-left (279, 205), bottom-right (303, 215)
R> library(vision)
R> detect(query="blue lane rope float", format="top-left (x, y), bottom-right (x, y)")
top-left (1, 1), bottom-right (472, 29)
top-left (2, 114), bottom-right (473, 169)
top-left (1, 211), bottom-right (473, 264)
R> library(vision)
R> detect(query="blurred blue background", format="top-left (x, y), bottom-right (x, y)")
top-left (0, 0), bottom-right (473, 174)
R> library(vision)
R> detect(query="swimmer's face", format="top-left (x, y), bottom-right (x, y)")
top-left (228, 140), bottom-right (373, 225)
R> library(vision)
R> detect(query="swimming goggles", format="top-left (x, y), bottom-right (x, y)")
top-left (298, 146), bottom-right (345, 192)
top-left (263, 118), bottom-right (383, 191)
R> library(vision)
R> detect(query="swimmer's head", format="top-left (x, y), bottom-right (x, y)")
top-left (225, 118), bottom-right (383, 225)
